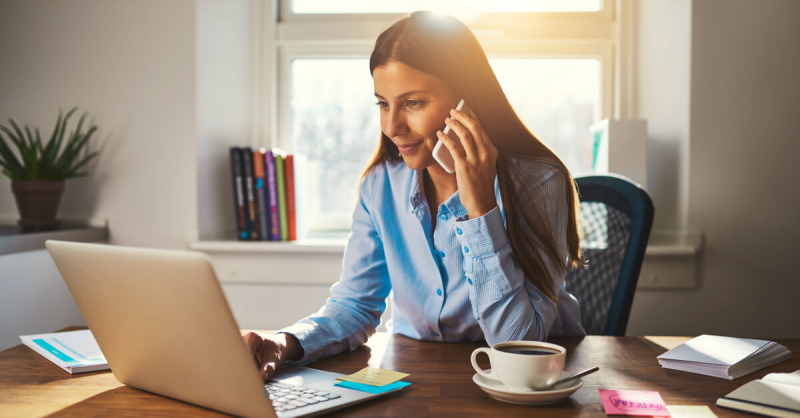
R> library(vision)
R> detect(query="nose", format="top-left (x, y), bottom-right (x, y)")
top-left (382, 107), bottom-right (408, 138)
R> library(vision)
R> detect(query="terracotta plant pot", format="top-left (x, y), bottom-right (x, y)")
top-left (10, 179), bottom-right (65, 232)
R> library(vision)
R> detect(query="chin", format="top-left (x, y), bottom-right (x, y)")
top-left (401, 158), bottom-right (425, 171)
top-left (402, 153), bottom-right (437, 171)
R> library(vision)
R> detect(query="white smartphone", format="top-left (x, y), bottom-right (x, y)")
top-left (433, 99), bottom-right (470, 173)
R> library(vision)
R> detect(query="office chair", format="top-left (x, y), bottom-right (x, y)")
top-left (564, 174), bottom-right (654, 336)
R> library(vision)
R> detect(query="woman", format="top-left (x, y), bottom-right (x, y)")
top-left (244, 11), bottom-right (585, 381)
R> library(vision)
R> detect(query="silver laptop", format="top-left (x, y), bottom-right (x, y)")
top-left (46, 240), bottom-right (401, 418)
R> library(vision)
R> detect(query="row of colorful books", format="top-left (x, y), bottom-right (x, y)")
top-left (229, 147), bottom-right (306, 241)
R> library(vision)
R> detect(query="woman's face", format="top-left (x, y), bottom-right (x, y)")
top-left (373, 61), bottom-right (459, 171)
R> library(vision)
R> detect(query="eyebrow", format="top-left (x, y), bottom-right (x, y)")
top-left (374, 90), bottom-right (429, 100)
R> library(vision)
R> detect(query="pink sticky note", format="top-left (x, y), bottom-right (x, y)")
top-left (599, 389), bottom-right (670, 416)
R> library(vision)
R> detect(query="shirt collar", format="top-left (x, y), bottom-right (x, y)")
top-left (408, 169), bottom-right (469, 219)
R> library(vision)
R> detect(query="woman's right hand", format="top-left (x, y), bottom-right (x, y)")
top-left (242, 331), bottom-right (303, 381)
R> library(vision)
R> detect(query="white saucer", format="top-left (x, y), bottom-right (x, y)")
top-left (472, 370), bottom-right (583, 405)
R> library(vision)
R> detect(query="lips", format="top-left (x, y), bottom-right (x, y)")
top-left (396, 141), bottom-right (423, 154)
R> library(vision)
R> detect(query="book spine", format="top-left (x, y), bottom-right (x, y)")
top-left (293, 153), bottom-right (309, 240)
top-left (275, 153), bottom-right (288, 241)
top-left (229, 147), bottom-right (249, 240)
top-left (265, 150), bottom-right (281, 241)
top-left (285, 154), bottom-right (297, 241)
top-left (241, 148), bottom-right (260, 240)
top-left (252, 149), bottom-right (269, 240)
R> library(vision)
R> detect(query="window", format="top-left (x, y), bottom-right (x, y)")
top-left (292, 0), bottom-right (603, 14)
top-left (289, 59), bottom-right (378, 225)
top-left (269, 0), bottom-right (617, 231)
top-left (489, 58), bottom-right (602, 175)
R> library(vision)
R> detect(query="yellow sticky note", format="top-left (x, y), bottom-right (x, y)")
top-left (335, 367), bottom-right (409, 387)
top-left (666, 405), bottom-right (718, 418)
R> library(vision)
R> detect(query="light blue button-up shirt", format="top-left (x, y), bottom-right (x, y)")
top-left (281, 158), bottom-right (585, 364)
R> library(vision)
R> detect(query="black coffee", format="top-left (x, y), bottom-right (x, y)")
top-left (497, 346), bottom-right (559, 356)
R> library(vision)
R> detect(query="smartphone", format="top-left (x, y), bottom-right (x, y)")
top-left (432, 99), bottom-right (471, 173)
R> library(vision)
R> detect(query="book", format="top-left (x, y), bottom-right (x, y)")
top-left (717, 370), bottom-right (800, 417)
top-left (241, 148), bottom-right (260, 240)
top-left (20, 330), bottom-right (109, 374)
top-left (229, 147), bottom-right (249, 240)
top-left (252, 148), bottom-right (270, 240)
top-left (657, 334), bottom-right (792, 380)
top-left (285, 154), bottom-right (297, 241)
top-left (293, 153), bottom-right (310, 240)
top-left (274, 150), bottom-right (289, 241)
top-left (265, 150), bottom-right (281, 241)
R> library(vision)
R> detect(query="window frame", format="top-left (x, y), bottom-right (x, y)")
top-left (266, 0), bottom-right (621, 232)
top-left (280, 0), bottom-right (615, 25)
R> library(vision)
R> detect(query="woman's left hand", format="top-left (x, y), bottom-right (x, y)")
top-left (437, 108), bottom-right (499, 219)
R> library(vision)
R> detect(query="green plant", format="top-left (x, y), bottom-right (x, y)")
top-left (0, 107), bottom-right (99, 180)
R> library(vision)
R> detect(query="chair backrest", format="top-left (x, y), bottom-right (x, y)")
top-left (564, 174), bottom-right (654, 336)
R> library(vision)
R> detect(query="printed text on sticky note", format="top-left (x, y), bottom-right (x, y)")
top-left (335, 367), bottom-right (409, 387)
top-left (599, 389), bottom-right (670, 416)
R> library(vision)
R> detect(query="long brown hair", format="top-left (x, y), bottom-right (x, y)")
top-left (364, 11), bottom-right (582, 301)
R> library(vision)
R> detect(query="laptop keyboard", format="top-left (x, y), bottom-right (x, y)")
top-left (265, 382), bottom-right (341, 413)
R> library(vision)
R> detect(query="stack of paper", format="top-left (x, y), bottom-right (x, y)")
top-left (657, 335), bottom-right (791, 380)
top-left (20, 329), bottom-right (109, 374)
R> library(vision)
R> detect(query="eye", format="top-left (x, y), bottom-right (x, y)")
top-left (405, 100), bottom-right (425, 109)
top-left (375, 101), bottom-right (389, 110)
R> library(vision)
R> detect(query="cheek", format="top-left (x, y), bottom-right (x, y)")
top-left (411, 111), bottom-right (445, 139)
top-left (379, 114), bottom-right (389, 134)
top-left (408, 117), bottom-right (439, 152)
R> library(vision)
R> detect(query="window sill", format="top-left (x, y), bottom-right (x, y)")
top-left (189, 230), bottom-right (701, 257)
top-left (644, 230), bottom-right (703, 257)
top-left (189, 234), bottom-right (348, 285)
top-left (188, 235), bottom-right (347, 255)
top-left (189, 230), bottom-right (703, 289)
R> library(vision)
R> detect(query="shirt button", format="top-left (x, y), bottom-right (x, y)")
top-left (456, 228), bottom-right (462, 235)
top-left (436, 288), bottom-right (442, 296)
top-left (438, 250), bottom-right (445, 258)
top-left (468, 278), bottom-right (473, 285)
top-left (464, 246), bottom-right (469, 253)
top-left (433, 332), bottom-right (440, 336)
top-left (439, 213), bottom-right (448, 221)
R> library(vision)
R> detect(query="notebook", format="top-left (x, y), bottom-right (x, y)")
top-left (657, 334), bottom-right (791, 379)
top-left (19, 329), bottom-right (109, 374)
top-left (717, 370), bottom-right (800, 417)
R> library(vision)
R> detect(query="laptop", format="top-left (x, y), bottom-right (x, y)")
top-left (46, 240), bottom-right (402, 417)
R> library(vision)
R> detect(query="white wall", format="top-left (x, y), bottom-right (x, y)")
top-left (0, 0), bottom-right (198, 248)
top-left (627, 0), bottom-right (800, 338)
top-left (0, 250), bottom-right (86, 351)
top-left (633, 0), bottom-right (692, 231)
top-left (196, 0), bottom-right (257, 240)
top-left (0, 0), bottom-right (198, 350)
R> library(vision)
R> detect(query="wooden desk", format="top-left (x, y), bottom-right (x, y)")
top-left (1, 329), bottom-right (798, 417)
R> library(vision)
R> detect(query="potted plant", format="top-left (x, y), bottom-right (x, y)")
top-left (0, 107), bottom-right (99, 231)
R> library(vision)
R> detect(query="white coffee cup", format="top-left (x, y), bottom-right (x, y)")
top-left (471, 341), bottom-right (566, 391)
